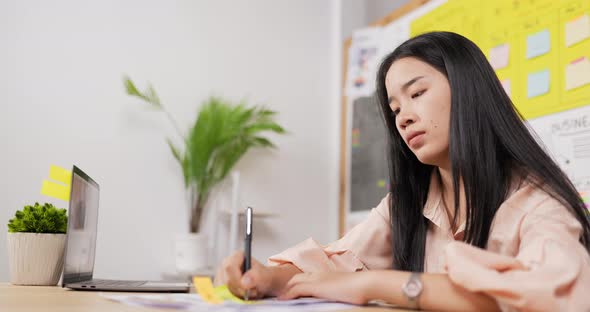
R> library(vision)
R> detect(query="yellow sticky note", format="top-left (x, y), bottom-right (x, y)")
top-left (565, 57), bottom-right (590, 91)
top-left (565, 14), bottom-right (590, 47)
top-left (214, 285), bottom-right (247, 303)
top-left (193, 276), bottom-right (222, 304)
top-left (49, 165), bottom-right (72, 186)
top-left (41, 180), bottom-right (70, 201)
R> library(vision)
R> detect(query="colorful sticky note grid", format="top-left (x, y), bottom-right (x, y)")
top-left (41, 180), bottom-right (70, 201)
top-left (501, 79), bottom-right (512, 97)
top-left (565, 14), bottom-right (590, 47)
top-left (565, 57), bottom-right (590, 91)
top-left (489, 44), bottom-right (509, 70)
top-left (527, 69), bottom-right (550, 98)
top-left (526, 29), bottom-right (551, 59)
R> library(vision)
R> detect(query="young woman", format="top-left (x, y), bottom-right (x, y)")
top-left (215, 32), bottom-right (590, 311)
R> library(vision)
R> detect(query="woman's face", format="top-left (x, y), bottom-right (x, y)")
top-left (385, 57), bottom-right (451, 168)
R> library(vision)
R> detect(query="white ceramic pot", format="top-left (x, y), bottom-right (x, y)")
top-left (6, 232), bottom-right (66, 286)
top-left (174, 232), bottom-right (209, 275)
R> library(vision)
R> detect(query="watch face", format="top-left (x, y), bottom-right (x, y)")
top-left (405, 280), bottom-right (422, 297)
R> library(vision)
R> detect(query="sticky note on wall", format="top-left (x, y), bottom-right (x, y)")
top-left (565, 14), bottom-right (590, 47)
top-left (527, 30), bottom-right (551, 59)
top-left (527, 69), bottom-right (550, 98)
top-left (41, 180), bottom-right (70, 201)
top-left (501, 79), bottom-right (512, 97)
top-left (565, 57), bottom-right (590, 90)
top-left (49, 165), bottom-right (72, 185)
top-left (41, 165), bottom-right (72, 201)
top-left (489, 44), bottom-right (509, 70)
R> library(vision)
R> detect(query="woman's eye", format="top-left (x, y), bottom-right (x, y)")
top-left (392, 108), bottom-right (400, 116)
top-left (411, 90), bottom-right (425, 99)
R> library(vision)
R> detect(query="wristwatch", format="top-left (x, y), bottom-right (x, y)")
top-left (401, 272), bottom-right (423, 309)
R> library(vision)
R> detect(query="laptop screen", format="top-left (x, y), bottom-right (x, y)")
top-left (62, 166), bottom-right (100, 285)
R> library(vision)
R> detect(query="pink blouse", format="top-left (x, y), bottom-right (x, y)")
top-left (268, 172), bottom-right (590, 311)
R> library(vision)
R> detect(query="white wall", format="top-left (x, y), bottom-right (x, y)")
top-left (341, 0), bottom-right (409, 40)
top-left (341, 0), bottom-right (367, 42)
top-left (0, 0), bottom-right (341, 281)
top-left (365, 0), bottom-right (408, 26)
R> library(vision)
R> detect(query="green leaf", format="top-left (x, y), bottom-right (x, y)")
top-left (167, 138), bottom-right (183, 164)
top-left (258, 108), bottom-right (277, 117)
top-left (167, 138), bottom-right (191, 187)
top-left (146, 84), bottom-right (161, 107)
top-left (123, 76), bottom-right (142, 97)
top-left (245, 122), bottom-right (286, 135)
top-left (123, 75), bottom-right (162, 109)
top-left (252, 136), bottom-right (275, 148)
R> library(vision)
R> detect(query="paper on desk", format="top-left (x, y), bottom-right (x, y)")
top-left (100, 293), bottom-right (354, 311)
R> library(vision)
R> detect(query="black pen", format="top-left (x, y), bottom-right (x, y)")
top-left (242, 206), bottom-right (253, 301)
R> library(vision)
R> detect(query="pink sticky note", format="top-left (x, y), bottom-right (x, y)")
top-left (501, 79), bottom-right (511, 97)
top-left (489, 44), bottom-right (509, 70)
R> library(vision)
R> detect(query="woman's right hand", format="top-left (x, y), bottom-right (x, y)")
top-left (214, 250), bottom-right (274, 299)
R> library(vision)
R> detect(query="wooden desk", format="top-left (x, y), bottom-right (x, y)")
top-left (0, 283), bottom-right (411, 312)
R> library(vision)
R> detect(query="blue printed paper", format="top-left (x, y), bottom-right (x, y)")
top-left (527, 69), bottom-right (550, 98)
top-left (526, 30), bottom-right (550, 59)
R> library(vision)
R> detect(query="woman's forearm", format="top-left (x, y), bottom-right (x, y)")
top-left (268, 263), bottom-right (302, 296)
top-left (363, 270), bottom-right (500, 312)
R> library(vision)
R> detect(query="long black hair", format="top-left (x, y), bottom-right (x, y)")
top-left (375, 31), bottom-right (590, 272)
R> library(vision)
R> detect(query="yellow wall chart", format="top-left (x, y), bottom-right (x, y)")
top-left (411, 0), bottom-right (590, 120)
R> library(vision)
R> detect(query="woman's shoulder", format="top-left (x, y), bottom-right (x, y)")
top-left (373, 193), bottom-right (391, 219)
top-left (489, 174), bottom-right (584, 257)
top-left (503, 175), bottom-right (553, 213)
top-left (499, 173), bottom-right (582, 229)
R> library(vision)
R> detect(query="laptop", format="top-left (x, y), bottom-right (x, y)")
top-left (62, 165), bottom-right (190, 292)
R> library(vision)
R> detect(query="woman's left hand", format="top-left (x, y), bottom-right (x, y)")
top-left (277, 271), bottom-right (372, 305)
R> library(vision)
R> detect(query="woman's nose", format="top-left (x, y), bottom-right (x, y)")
top-left (397, 110), bottom-right (415, 129)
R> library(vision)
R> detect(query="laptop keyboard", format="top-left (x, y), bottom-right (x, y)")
top-left (82, 279), bottom-right (145, 287)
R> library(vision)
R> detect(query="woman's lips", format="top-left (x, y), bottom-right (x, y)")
top-left (408, 133), bottom-right (425, 148)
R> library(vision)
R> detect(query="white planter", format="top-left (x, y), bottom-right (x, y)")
top-left (6, 232), bottom-right (66, 286)
top-left (174, 232), bottom-right (209, 275)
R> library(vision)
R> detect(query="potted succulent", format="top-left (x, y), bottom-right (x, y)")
top-left (6, 202), bottom-right (68, 285)
top-left (124, 77), bottom-right (286, 274)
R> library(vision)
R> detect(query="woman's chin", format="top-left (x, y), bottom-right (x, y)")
top-left (414, 151), bottom-right (441, 167)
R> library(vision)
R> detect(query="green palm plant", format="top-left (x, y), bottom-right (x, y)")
top-left (124, 76), bottom-right (286, 233)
